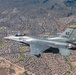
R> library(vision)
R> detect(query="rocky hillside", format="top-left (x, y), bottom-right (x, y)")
top-left (1, 0), bottom-right (76, 75)
top-left (0, 57), bottom-right (25, 75)
top-left (0, 0), bottom-right (76, 36)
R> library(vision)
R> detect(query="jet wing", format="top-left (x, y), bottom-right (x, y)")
top-left (30, 43), bottom-right (49, 55)
top-left (4, 36), bottom-right (50, 56)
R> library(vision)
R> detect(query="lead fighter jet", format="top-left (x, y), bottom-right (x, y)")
top-left (4, 25), bottom-right (76, 57)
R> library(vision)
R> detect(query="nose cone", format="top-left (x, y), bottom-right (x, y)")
top-left (4, 36), bottom-right (11, 40)
top-left (4, 36), bottom-right (15, 40)
top-left (4, 36), bottom-right (20, 41)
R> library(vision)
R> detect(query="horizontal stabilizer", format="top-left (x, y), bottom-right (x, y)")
top-left (59, 48), bottom-right (72, 56)
top-left (66, 40), bottom-right (76, 45)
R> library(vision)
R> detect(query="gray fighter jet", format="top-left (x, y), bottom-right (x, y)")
top-left (4, 25), bottom-right (76, 57)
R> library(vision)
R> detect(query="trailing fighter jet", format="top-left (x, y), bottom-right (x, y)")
top-left (4, 25), bottom-right (76, 57)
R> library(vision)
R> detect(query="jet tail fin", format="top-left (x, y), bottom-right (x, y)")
top-left (59, 25), bottom-right (76, 40)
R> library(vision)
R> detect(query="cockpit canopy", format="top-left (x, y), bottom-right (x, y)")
top-left (15, 33), bottom-right (26, 36)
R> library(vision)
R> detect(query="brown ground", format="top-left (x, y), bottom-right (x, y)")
top-left (0, 57), bottom-right (25, 75)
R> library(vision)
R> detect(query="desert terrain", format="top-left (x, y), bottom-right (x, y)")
top-left (1, 0), bottom-right (76, 75)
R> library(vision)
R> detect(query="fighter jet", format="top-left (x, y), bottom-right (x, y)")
top-left (4, 25), bottom-right (76, 57)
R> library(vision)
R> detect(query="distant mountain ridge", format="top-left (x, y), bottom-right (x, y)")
top-left (0, 0), bottom-right (49, 7)
top-left (0, 0), bottom-right (75, 8)
top-left (0, 0), bottom-right (76, 36)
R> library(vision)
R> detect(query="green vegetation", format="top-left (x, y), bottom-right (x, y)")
top-left (64, 57), bottom-right (68, 62)
top-left (0, 28), bottom-right (4, 32)
top-left (13, 49), bottom-right (25, 63)
top-left (0, 40), bottom-right (9, 48)
top-left (64, 71), bottom-right (71, 75)
top-left (19, 46), bottom-right (29, 61)
top-left (64, 57), bottom-right (75, 75)
top-left (64, 57), bottom-right (75, 71)
top-left (19, 47), bottom-right (25, 61)
top-left (14, 46), bottom-right (29, 63)
top-left (24, 69), bottom-right (33, 75)
top-left (24, 71), bottom-right (29, 75)
top-left (68, 62), bottom-right (75, 71)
